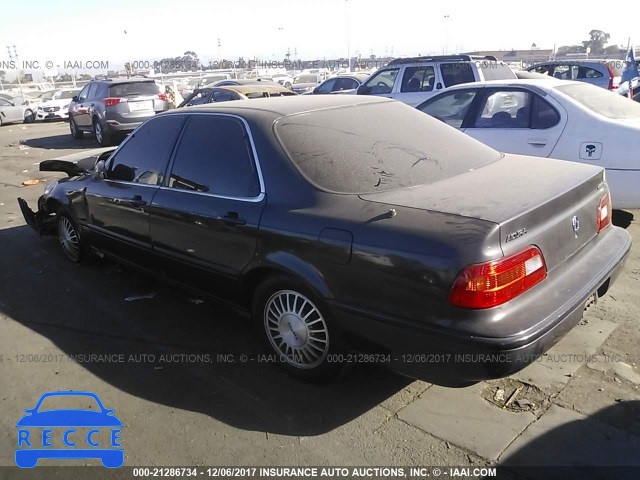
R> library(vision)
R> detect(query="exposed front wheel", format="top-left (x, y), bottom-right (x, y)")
top-left (253, 275), bottom-right (345, 380)
top-left (57, 214), bottom-right (86, 263)
top-left (23, 109), bottom-right (34, 123)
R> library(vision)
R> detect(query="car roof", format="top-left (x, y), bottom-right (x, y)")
top-left (93, 77), bottom-right (156, 84)
top-left (220, 84), bottom-right (292, 94)
top-left (168, 94), bottom-right (392, 118)
top-left (444, 78), bottom-right (582, 89)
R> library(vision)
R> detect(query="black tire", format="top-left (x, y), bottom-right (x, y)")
top-left (56, 213), bottom-right (88, 263)
top-left (93, 118), bottom-right (112, 147)
top-left (252, 275), bottom-right (346, 381)
top-left (69, 118), bottom-right (83, 139)
top-left (23, 109), bottom-right (34, 123)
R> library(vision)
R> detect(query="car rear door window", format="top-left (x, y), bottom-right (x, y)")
top-left (474, 90), bottom-right (532, 128)
top-left (440, 63), bottom-right (476, 87)
top-left (477, 62), bottom-right (516, 80)
top-left (168, 115), bottom-right (261, 198)
top-left (417, 89), bottom-right (478, 128)
top-left (531, 95), bottom-right (561, 128)
top-left (107, 115), bottom-right (185, 185)
top-left (400, 66), bottom-right (436, 92)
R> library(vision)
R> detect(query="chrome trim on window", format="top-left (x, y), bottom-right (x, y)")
top-left (101, 112), bottom-right (266, 202)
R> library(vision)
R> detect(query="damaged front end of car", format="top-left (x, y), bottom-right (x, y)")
top-left (17, 147), bottom-right (114, 235)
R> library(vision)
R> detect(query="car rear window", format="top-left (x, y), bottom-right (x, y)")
top-left (274, 101), bottom-right (501, 194)
top-left (108, 82), bottom-right (159, 97)
top-left (477, 62), bottom-right (517, 80)
top-left (555, 83), bottom-right (640, 119)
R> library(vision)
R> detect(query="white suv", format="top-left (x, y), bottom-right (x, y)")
top-left (356, 55), bottom-right (516, 106)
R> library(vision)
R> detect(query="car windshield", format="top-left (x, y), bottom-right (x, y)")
top-left (294, 75), bottom-right (318, 84)
top-left (109, 82), bottom-right (160, 97)
top-left (555, 83), bottom-right (640, 119)
top-left (37, 395), bottom-right (102, 412)
top-left (275, 101), bottom-right (501, 194)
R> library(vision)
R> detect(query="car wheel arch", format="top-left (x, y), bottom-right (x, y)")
top-left (243, 254), bottom-right (335, 307)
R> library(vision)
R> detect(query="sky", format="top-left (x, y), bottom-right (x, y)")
top-left (0, 0), bottom-right (636, 76)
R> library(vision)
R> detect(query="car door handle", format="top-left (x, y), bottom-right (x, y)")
top-left (218, 211), bottom-right (246, 226)
top-left (528, 139), bottom-right (548, 146)
top-left (129, 195), bottom-right (147, 208)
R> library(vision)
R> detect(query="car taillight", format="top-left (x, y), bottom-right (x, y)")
top-left (607, 65), bottom-right (620, 90)
top-left (103, 97), bottom-right (124, 107)
top-left (597, 191), bottom-right (612, 233)
top-left (449, 246), bottom-right (547, 309)
top-left (157, 93), bottom-right (167, 101)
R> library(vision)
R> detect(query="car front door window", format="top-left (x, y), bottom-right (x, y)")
top-left (107, 115), bottom-right (186, 185)
top-left (418, 89), bottom-right (478, 128)
top-left (363, 69), bottom-right (399, 94)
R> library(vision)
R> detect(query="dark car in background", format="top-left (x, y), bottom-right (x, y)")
top-left (525, 60), bottom-right (622, 91)
top-left (178, 84), bottom-right (296, 107)
top-left (68, 77), bottom-right (170, 147)
top-left (18, 96), bottom-right (630, 384)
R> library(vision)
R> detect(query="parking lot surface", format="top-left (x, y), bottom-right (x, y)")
top-left (1, 122), bottom-right (639, 477)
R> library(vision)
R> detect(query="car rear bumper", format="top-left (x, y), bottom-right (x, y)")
top-left (15, 449), bottom-right (123, 468)
top-left (333, 226), bottom-right (631, 383)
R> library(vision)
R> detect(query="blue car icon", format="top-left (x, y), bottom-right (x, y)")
top-left (16, 391), bottom-right (123, 468)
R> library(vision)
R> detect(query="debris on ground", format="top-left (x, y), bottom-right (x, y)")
top-left (189, 298), bottom-right (205, 305)
top-left (493, 388), bottom-right (505, 402)
top-left (125, 293), bottom-right (156, 302)
top-left (483, 378), bottom-right (549, 414)
top-left (22, 179), bottom-right (40, 186)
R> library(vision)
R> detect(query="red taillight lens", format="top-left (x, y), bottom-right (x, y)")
top-left (597, 191), bottom-right (612, 233)
top-left (606, 66), bottom-right (620, 90)
top-left (449, 246), bottom-right (547, 309)
top-left (157, 93), bottom-right (167, 101)
top-left (103, 97), bottom-right (123, 107)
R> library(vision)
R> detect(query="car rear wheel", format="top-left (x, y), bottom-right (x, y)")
top-left (93, 118), bottom-right (112, 147)
top-left (252, 275), bottom-right (345, 381)
top-left (69, 118), bottom-right (83, 139)
top-left (57, 213), bottom-right (86, 263)
top-left (23, 109), bottom-right (34, 123)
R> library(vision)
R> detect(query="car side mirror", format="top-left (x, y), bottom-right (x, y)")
top-left (24, 409), bottom-right (33, 414)
top-left (72, 95), bottom-right (79, 102)
top-left (94, 160), bottom-right (106, 179)
top-left (356, 85), bottom-right (371, 95)
top-left (436, 83), bottom-right (443, 90)
top-left (105, 409), bottom-right (115, 415)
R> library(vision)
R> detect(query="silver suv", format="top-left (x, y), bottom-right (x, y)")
top-left (68, 77), bottom-right (169, 146)
top-left (356, 55), bottom-right (516, 106)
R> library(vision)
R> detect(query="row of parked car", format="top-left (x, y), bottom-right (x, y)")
top-left (44, 55), bottom-right (638, 209)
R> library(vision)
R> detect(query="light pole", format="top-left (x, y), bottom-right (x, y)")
top-left (345, 0), bottom-right (352, 71)
top-left (7, 45), bottom-right (24, 98)
top-left (443, 15), bottom-right (450, 55)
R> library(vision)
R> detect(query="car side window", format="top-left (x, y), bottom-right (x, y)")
top-left (531, 95), bottom-right (560, 129)
top-left (86, 83), bottom-right (98, 100)
top-left (333, 78), bottom-right (358, 91)
top-left (532, 65), bottom-right (553, 76)
top-left (316, 79), bottom-right (336, 93)
top-left (552, 65), bottom-right (572, 80)
top-left (401, 66), bottom-right (436, 92)
top-left (77, 84), bottom-right (90, 102)
top-left (168, 116), bottom-right (261, 198)
top-left (440, 63), bottom-right (475, 87)
top-left (363, 68), bottom-right (399, 94)
top-left (578, 67), bottom-right (603, 79)
top-left (473, 90), bottom-right (532, 128)
top-left (185, 91), bottom-right (210, 106)
top-left (107, 115), bottom-right (185, 185)
top-left (417, 89), bottom-right (478, 128)
top-left (210, 90), bottom-right (240, 103)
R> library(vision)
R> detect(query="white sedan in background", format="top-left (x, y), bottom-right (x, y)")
top-left (35, 88), bottom-right (81, 121)
top-left (417, 79), bottom-right (640, 209)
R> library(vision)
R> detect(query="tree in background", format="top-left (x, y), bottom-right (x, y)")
top-left (582, 30), bottom-right (610, 54)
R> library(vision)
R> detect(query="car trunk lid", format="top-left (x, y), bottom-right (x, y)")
top-left (359, 154), bottom-right (606, 271)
